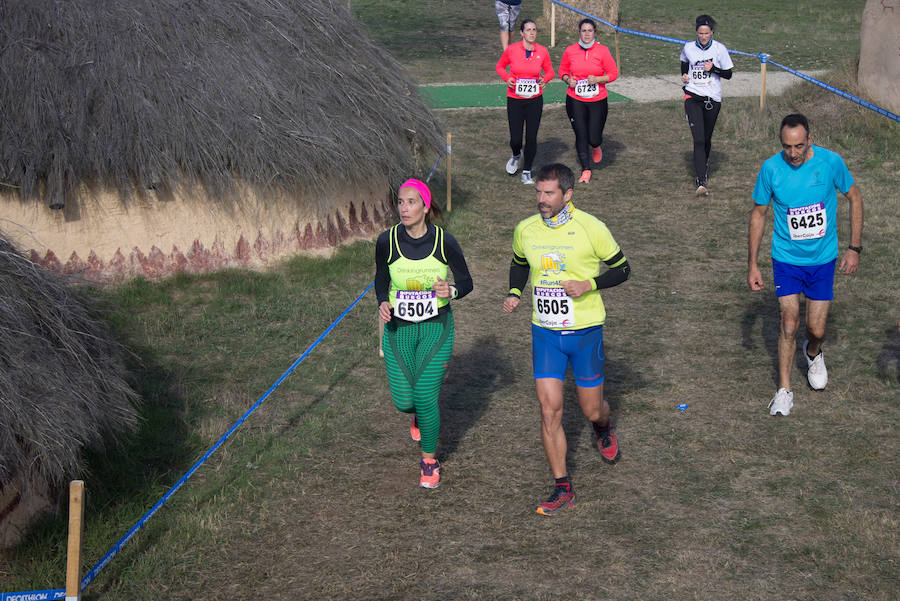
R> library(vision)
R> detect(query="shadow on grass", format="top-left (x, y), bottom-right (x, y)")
top-left (532, 136), bottom-right (570, 166)
top-left (438, 335), bottom-right (513, 460)
top-left (532, 135), bottom-right (627, 172)
top-left (877, 323), bottom-right (900, 384)
top-left (78, 355), bottom-right (198, 530)
top-left (740, 293), bottom-right (851, 387)
top-left (741, 293), bottom-right (781, 386)
top-left (560, 357), bottom-right (648, 477)
top-left (681, 149), bottom-right (728, 178)
top-left (597, 137), bottom-right (626, 170)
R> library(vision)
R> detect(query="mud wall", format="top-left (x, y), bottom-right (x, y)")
top-left (0, 182), bottom-right (393, 282)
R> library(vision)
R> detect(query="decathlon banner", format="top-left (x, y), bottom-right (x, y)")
top-left (1, 591), bottom-right (64, 601)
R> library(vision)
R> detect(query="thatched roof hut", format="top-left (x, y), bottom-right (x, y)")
top-left (0, 235), bottom-right (139, 548)
top-left (0, 0), bottom-right (443, 280)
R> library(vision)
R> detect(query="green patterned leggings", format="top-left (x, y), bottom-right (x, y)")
top-left (382, 311), bottom-right (454, 454)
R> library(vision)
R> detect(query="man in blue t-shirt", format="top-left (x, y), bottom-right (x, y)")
top-left (747, 114), bottom-right (863, 417)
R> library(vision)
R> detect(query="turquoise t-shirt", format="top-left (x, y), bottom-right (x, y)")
top-left (752, 145), bottom-right (854, 266)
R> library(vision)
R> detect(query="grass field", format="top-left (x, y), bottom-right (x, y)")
top-left (3, 1), bottom-right (898, 600)
top-left (352, 0), bottom-right (866, 83)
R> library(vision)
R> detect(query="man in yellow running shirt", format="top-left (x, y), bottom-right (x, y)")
top-left (503, 163), bottom-right (631, 516)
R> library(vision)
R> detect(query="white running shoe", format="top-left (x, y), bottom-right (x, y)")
top-left (804, 340), bottom-right (828, 390)
top-left (695, 177), bottom-right (708, 196)
top-left (506, 154), bottom-right (520, 175)
top-left (521, 170), bottom-right (534, 185)
top-left (768, 388), bottom-right (794, 416)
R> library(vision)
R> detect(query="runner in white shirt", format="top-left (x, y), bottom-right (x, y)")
top-left (679, 14), bottom-right (733, 196)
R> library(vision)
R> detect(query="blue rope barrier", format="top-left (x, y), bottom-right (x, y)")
top-left (425, 136), bottom-right (452, 184)
top-left (550, 0), bottom-right (900, 123)
top-left (2, 282), bottom-right (374, 600)
top-left (425, 154), bottom-right (441, 183)
top-left (766, 59), bottom-right (900, 123)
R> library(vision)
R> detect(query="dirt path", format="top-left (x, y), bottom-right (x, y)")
top-left (607, 69), bottom-right (827, 103)
top-left (421, 69), bottom-right (829, 109)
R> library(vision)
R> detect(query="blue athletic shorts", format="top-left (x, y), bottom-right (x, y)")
top-left (772, 258), bottom-right (836, 300)
top-left (531, 324), bottom-right (605, 387)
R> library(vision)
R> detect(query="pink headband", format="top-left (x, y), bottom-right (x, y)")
top-left (399, 178), bottom-right (432, 211)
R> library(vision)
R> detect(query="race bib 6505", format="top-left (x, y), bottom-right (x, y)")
top-left (533, 286), bottom-right (575, 328)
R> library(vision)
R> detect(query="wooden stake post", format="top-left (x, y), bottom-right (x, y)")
top-left (445, 132), bottom-right (452, 212)
top-left (551, 3), bottom-right (556, 47)
top-left (378, 315), bottom-right (384, 357)
top-left (66, 480), bottom-right (85, 601)
top-left (615, 14), bottom-right (621, 74)
top-left (759, 54), bottom-right (769, 111)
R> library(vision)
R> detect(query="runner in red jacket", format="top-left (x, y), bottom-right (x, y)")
top-left (495, 19), bottom-right (555, 185)
top-left (558, 18), bottom-right (618, 184)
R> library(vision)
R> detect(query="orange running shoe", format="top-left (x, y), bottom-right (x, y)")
top-left (536, 483), bottom-right (575, 515)
top-left (578, 169), bottom-right (591, 183)
top-left (410, 416), bottom-right (421, 442)
top-left (419, 458), bottom-right (440, 488)
top-left (591, 145), bottom-right (603, 164)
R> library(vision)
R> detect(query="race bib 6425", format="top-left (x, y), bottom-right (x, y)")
top-left (787, 202), bottom-right (827, 240)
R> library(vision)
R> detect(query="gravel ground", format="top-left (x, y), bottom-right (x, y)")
top-left (608, 69), bottom-right (828, 103)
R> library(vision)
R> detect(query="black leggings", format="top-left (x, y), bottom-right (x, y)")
top-left (684, 96), bottom-right (721, 182)
top-left (565, 96), bottom-right (608, 170)
top-left (507, 96), bottom-right (543, 171)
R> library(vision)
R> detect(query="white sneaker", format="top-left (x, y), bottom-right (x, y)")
top-left (695, 177), bottom-right (708, 196)
top-left (768, 388), bottom-right (794, 416)
top-left (506, 154), bottom-right (520, 175)
top-left (804, 340), bottom-right (828, 390)
top-left (521, 170), bottom-right (534, 185)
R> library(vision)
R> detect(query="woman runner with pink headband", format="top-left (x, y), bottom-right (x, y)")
top-left (374, 178), bottom-right (473, 489)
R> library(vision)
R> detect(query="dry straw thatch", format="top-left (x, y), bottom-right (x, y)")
top-left (0, 0), bottom-right (443, 209)
top-left (0, 234), bottom-right (138, 544)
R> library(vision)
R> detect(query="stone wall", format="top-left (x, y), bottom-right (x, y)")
top-left (858, 0), bottom-right (900, 115)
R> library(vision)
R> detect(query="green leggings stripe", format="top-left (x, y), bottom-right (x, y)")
top-left (382, 311), bottom-right (454, 454)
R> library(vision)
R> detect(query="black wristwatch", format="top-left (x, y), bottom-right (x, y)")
top-left (848, 245), bottom-right (862, 254)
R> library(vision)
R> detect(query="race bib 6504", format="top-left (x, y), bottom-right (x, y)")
top-left (395, 290), bottom-right (438, 322)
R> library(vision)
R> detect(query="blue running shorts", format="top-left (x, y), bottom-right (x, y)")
top-left (531, 324), bottom-right (605, 387)
top-left (772, 258), bottom-right (836, 300)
